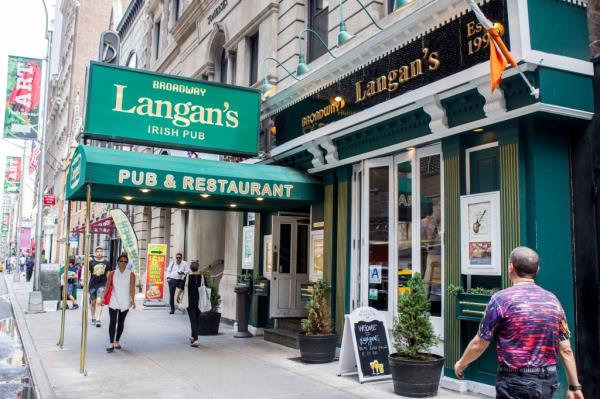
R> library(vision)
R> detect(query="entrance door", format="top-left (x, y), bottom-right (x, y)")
top-left (270, 215), bottom-right (310, 318)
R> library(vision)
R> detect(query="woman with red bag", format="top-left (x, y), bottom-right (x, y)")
top-left (102, 254), bottom-right (136, 353)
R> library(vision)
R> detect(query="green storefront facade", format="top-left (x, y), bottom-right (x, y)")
top-left (245, 0), bottom-right (593, 396)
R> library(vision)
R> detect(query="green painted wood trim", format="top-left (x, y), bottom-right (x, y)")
top-left (336, 179), bottom-right (349, 338)
top-left (323, 184), bottom-right (335, 285)
top-left (499, 142), bottom-right (521, 288)
top-left (250, 214), bottom-right (262, 326)
top-left (443, 154), bottom-right (461, 368)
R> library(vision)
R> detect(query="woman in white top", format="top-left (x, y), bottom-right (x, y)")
top-left (102, 254), bottom-right (135, 352)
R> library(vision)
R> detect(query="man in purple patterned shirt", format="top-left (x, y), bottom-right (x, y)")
top-left (454, 247), bottom-right (584, 399)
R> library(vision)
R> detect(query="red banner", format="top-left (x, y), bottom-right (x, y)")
top-left (4, 156), bottom-right (22, 193)
top-left (144, 243), bottom-right (166, 300)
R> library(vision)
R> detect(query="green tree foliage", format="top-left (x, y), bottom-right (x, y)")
top-left (392, 273), bottom-right (437, 359)
top-left (301, 280), bottom-right (333, 335)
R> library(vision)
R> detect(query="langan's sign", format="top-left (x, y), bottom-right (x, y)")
top-left (84, 62), bottom-right (260, 155)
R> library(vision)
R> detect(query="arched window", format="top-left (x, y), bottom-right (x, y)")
top-left (126, 51), bottom-right (137, 68)
top-left (219, 48), bottom-right (228, 84)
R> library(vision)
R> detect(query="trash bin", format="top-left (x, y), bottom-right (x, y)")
top-left (233, 284), bottom-right (252, 338)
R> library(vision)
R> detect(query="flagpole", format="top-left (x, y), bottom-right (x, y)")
top-left (29, 0), bottom-right (53, 312)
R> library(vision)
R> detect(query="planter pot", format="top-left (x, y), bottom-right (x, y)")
top-left (388, 353), bottom-right (444, 398)
top-left (456, 293), bottom-right (492, 322)
top-left (298, 333), bottom-right (337, 363)
top-left (198, 312), bottom-right (221, 335)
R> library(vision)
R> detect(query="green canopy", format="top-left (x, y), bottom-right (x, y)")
top-left (66, 145), bottom-right (322, 211)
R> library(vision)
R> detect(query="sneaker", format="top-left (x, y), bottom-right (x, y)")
top-left (169, 310), bottom-right (175, 314)
top-left (91, 319), bottom-right (96, 324)
top-left (96, 320), bottom-right (101, 327)
top-left (72, 304), bottom-right (79, 310)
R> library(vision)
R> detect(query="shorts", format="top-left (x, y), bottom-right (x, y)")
top-left (67, 283), bottom-right (75, 295)
top-left (89, 286), bottom-right (105, 303)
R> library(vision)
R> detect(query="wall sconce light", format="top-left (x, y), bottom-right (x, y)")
top-left (296, 28), bottom-right (337, 76)
top-left (259, 57), bottom-right (300, 100)
top-left (338, 0), bottom-right (384, 46)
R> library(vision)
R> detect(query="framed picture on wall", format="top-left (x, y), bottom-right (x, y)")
top-left (460, 191), bottom-right (501, 275)
top-left (242, 226), bottom-right (255, 270)
top-left (263, 235), bottom-right (273, 278)
top-left (310, 230), bottom-right (324, 282)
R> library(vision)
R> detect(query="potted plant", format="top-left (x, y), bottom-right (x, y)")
top-left (298, 280), bottom-right (337, 363)
top-left (448, 284), bottom-right (499, 322)
top-left (389, 273), bottom-right (444, 398)
top-left (198, 268), bottom-right (222, 335)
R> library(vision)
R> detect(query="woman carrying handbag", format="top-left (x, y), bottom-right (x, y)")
top-left (102, 254), bottom-right (136, 352)
top-left (177, 260), bottom-right (204, 347)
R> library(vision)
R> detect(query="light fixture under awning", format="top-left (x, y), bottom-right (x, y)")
top-left (66, 145), bottom-right (323, 211)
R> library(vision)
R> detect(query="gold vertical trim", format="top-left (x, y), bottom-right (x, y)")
top-left (499, 143), bottom-right (520, 288)
top-left (58, 201), bottom-right (71, 348)
top-left (336, 180), bottom-right (348, 338)
top-left (443, 155), bottom-right (461, 368)
top-left (80, 185), bottom-right (91, 374)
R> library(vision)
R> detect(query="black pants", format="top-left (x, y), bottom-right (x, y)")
top-left (168, 279), bottom-right (183, 311)
top-left (26, 269), bottom-right (33, 281)
top-left (187, 306), bottom-right (200, 340)
top-left (496, 371), bottom-right (559, 399)
top-left (108, 308), bottom-right (129, 343)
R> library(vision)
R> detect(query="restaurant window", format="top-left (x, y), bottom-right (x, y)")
top-left (248, 32), bottom-right (259, 85)
top-left (153, 20), bottom-right (161, 60)
top-left (219, 48), bottom-right (228, 84)
top-left (307, 0), bottom-right (328, 62)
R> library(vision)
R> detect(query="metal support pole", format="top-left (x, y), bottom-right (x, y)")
top-left (29, 1), bottom-right (53, 313)
top-left (15, 143), bottom-right (27, 269)
top-left (57, 201), bottom-right (70, 348)
top-left (79, 185), bottom-right (91, 374)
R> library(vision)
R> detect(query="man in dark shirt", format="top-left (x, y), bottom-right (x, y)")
top-left (25, 256), bottom-right (34, 282)
top-left (454, 247), bottom-right (583, 399)
top-left (89, 247), bottom-right (111, 328)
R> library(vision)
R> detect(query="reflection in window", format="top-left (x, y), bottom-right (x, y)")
top-left (397, 161), bottom-right (412, 296)
top-left (419, 155), bottom-right (442, 317)
top-left (297, 225), bottom-right (309, 274)
top-left (279, 223), bottom-right (291, 274)
top-left (312, 233), bottom-right (324, 276)
top-left (368, 166), bottom-right (389, 311)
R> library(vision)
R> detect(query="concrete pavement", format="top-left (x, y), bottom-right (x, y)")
top-left (5, 274), bottom-right (485, 399)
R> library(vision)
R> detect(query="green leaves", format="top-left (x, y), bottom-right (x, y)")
top-left (392, 273), bottom-right (437, 359)
top-left (301, 280), bottom-right (333, 336)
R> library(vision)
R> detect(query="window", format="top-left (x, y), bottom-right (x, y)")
top-left (173, 0), bottom-right (181, 22)
top-left (308, 0), bottom-right (329, 62)
top-left (219, 48), bottom-right (228, 83)
top-left (248, 32), bottom-right (259, 85)
top-left (126, 51), bottom-right (137, 68)
top-left (154, 20), bottom-right (161, 60)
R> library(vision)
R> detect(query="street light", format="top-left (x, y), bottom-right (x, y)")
top-left (295, 28), bottom-right (337, 76)
top-left (29, 0), bottom-right (54, 313)
top-left (337, 0), bottom-right (385, 46)
top-left (259, 57), bottom-right (300, 100)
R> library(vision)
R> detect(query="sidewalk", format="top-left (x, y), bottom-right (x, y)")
top-left (6, 275), bottom-right (484, 399)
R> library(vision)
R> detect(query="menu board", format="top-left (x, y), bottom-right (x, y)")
top-left (338, 307), bottom-right (392, 383)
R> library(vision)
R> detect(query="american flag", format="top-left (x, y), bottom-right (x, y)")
top-left (29, 141), bottom-right (41, 174)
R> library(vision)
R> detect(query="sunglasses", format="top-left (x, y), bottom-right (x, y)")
top-left (176, 257), bottom-right (182, 259)
top-left (118, 260), bottom-right (127, 263)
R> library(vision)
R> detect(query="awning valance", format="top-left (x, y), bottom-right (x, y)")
top-left (66, 145), bottom-right (322, 211)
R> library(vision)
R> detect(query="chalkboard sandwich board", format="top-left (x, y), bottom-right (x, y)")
top-left (338, 306), bottom-right (392, 383)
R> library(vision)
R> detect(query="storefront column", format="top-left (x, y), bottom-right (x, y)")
top-left (498, 128), bottom-right (521, 288)
top-left (323, 171), bottom-right (336, 333)
top-left (442, 137), bottom-right (462, 371)
top-left (335, 167), bottom-right (351, 338)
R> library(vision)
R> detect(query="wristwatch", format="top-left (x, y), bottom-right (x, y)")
top-left (568, 384), bottom-right (582, 391)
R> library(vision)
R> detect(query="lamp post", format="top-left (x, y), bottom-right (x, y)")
top-left (337, 0), bottom-right (385, 46)
top-left (295, 28), bottom-right (337, 76)
top-left (29, 0), bottom-right (53, 312)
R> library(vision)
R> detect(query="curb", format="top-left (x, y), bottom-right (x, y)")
top-left (4, 275), bottom-right (57, 399)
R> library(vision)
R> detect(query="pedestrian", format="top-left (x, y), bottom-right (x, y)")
top-left (89, 247), bottom-right (112, 328)
top-left (25, 256), bottom-right (34, 282)
top-left (177, 260), bottom-right (201, 347)
top-left (60, 257), bottom-right (79, 309)
top-left (166, 252), bottom-right (188, 314)
top-left (19, 253), bottom-right (25, 273)
top-left (102, 254), bottom-right (135, 353)
top-left (454, 246), bottom-right (584, 399)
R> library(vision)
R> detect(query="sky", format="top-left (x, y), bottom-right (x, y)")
top-left (0, 0), bottom-right (56, 219)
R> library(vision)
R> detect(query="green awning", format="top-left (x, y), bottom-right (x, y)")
top-left (66, 145), bottom-right (322, 211)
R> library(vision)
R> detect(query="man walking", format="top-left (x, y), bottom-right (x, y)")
top-left (454, 247), bottom-right (584, 398)
top-left (166, 253), bottom-right (188, 314)
top-left (25, 256), bottom-right (34, 282)
top-left (89, 247), bottom-right (112, 327)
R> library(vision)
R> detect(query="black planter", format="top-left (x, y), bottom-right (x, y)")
top-left (388, 353), bottom-right (444, 398)
top-left (198, 312), bottom-right (221, 335)
top-left (298, 333), bottom-right (337, 363)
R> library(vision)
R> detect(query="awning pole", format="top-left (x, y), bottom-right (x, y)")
top-left (57, 200), bottom-right (71, 348)
top-left (79, 184), bottom-right (91, 374)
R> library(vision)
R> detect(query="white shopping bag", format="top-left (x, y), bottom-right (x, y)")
top-left (198, 275), bottom-right (212, 313)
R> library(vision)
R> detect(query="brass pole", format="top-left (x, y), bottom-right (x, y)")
top-left (79, 185), bottom-right (91, 374)
top-left (58, 200), bottom-right (71, 348)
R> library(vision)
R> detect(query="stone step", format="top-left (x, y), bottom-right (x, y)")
top-left (276, 317), bottom-right (302, 330)
top-left (263, 328), bottom-right (299, 349)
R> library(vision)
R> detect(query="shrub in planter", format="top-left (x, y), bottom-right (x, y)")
top-left (298, 280), bottom-right (337, 363)
top-left (389, 273), bottom-right (444, 398)
top-left (198, 268), bottom-right (222, 336)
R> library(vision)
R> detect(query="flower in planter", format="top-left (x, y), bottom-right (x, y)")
top-left (392, 273), bottom-right (437, 359)
top-left (301, 280), bottom-right (333, 336)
